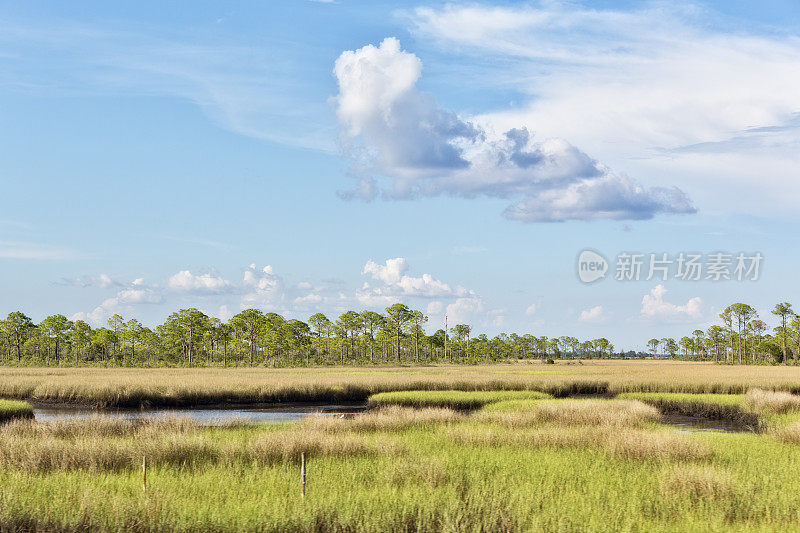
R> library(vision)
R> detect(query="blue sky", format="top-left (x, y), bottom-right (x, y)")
top-left (2, 0), bottom-right (800, 349)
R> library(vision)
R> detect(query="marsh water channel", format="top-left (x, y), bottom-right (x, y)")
top-left (32, 403), bottom-right (368, 424)
top-left (30, 402), bottom-right (750, 432)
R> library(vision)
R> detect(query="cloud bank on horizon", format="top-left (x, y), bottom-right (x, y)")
top-left (70, 259), bottom-right (487, 328)
top-left (332, 37), bottom-right (696, 223)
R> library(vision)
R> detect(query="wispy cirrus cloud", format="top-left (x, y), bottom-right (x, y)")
top-left (403, 3), bottom-right (800, 217)
top-left (0, 19), bottom-right (335, 151)
top-left (0, 241), bottom-right (77, 260)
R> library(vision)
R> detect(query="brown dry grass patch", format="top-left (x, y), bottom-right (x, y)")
top-left (660, 465), bottom-right (736, 499)
top-left (248, 429), bottom-right (404, 462)
top-left (476, 399), bottom-right (661, 428)
top-left (444, 424), bottom-right (710, 461)
top-left (604, 429), bottom-right (712, 461)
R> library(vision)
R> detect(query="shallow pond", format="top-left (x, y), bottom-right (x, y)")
top-left (661, 413), bottom-right (751, 433)
top-left (33, 404), bottom-right (367, 424)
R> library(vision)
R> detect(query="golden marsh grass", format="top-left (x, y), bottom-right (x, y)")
top-left (6, 361), bottom-right (800, 407)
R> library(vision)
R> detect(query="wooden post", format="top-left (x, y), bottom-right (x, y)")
top-left (142, 455), bottom-right (147, 494)
top-left (300, 452), bottom-right (306, 499)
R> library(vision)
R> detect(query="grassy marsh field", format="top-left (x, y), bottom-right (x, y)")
top-left (4, 362), bottom-right (800, 531)
top-left (3, 395), bottom-right (800, 530)
top-left (5, 360), bottom-right (800, 407)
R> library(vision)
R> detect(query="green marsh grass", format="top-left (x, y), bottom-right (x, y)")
top-left (5, 398), bottom-right (800, 530)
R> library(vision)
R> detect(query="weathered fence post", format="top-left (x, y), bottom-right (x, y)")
top-left (300, 452), bottom-right (306, 499)
top-left (142, 455), bottom-right (147, 494)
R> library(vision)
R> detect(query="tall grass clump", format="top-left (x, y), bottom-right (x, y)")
top-left (745, 388), bottom-right (800, 414)
top-left (604, 429), bottom-right (712, 461)
top-left (0, 417), bottom-right (220, 472)
top-left (660, 465), bottom-right (736, 499)
top-left (0, 399), bottom-right (33, 423)
top-left (304, 405), bottom-right (463, 432)
top-left (0, 414), bottom-right (201, 438)
top-left (248, 429), bottom-right (405, 463)
top-left (477, 399), bottom-right (661, 428)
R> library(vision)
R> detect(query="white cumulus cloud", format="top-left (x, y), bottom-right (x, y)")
top-left (72, 281), bottom-right (164, 325)
top-left (361, 257), bottom-right (469, 297)
top-left (579, 305), bottom-right (607, 324)
top-left (445, 297), bottom-right (485, 325)
top-left (241, 264), bottom-right (285, 307)
top-left (640, 285), bottom-right (703, 323)
top-left (167, 270), bottom-right (232, 294)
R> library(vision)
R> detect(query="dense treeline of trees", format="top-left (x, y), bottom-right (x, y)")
top-left (650, 302), bottom-right (800, 365)
top-left (0, 303), bottom-right (616, 367)
top-left (5, 300), bottom-right (796, 367)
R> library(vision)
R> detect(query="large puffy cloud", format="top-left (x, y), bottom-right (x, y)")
top-left (332, 38), bottom-right (695, 222)
top-left (334, 37), bottom-right (477, 173)
top-left (640, 285), bottom-right (703, 323)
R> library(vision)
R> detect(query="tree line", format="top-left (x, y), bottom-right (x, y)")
top-left (0, 303), bottom-right (616, 367)
top-left (648, 302), bottom-right (800, 364)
